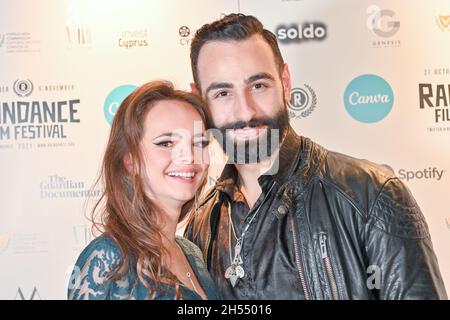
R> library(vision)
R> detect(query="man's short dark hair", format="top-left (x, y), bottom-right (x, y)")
top-left (190, 13), bottom-right (285, 92)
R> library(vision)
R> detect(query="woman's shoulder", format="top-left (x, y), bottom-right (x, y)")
top-left (68, 235), bottom-right (125, 300)
top-left (75, 234), bottom-right (122, 266)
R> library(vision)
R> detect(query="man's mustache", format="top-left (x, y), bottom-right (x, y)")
top-left (217, 117), bottom-right (275, 131)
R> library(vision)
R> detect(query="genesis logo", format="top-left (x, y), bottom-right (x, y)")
top-left (366, 5), bottom-right (400, 37)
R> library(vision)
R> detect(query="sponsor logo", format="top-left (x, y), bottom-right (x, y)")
top-left (178, 26), bottom-right (196, 46)
top-left (40, 175), bottom-right (102, 199)
top-left (287, 85), bottom-right (317, 119)
top-left (0, 33), bottom-right (5, 48)
top-left (276, 22), bottom-right (327, 43)
top-left (436, 15), bottom-right (450, 31)
top-left (419, 83), bottom-right (450, 124)
top-left (344, 74), bottom-right (394, 123)
top-left (0, 80), bottom-right (81, 144)
top-left (103, 84), bottom-right (137, 125)
top-left (367, 5), bottom-right (401, 48)
top-left (13, 79), bottom-right (33, 97)
top-left (15, 287), bottom-right (41, 300)
top-left (118, 29), bottom-right (148, 49)
top-left (0, 32), bottom-right (41, 53)
top-left (66, 3), bottom-right (91, 48)
top-left (0, 234), bottom-right (10, 253)
top-left (398, 168), bottom-right (445, 182)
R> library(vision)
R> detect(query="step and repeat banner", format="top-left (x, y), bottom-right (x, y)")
top-left (0, 0), bottom-right (449, 299)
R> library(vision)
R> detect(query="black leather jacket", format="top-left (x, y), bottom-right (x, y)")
top-left (185, 128), bottom-right (447, 299)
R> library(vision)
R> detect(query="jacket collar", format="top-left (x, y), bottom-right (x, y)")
top-left (215, 126), bottom-right (304, 198)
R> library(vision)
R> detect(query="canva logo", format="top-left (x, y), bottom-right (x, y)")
top-left (103, 85), bottom-right (137, 125)
top-left (344, 74), bottom-right (393, 123)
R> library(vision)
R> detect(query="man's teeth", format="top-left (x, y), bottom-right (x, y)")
top-left (167, 172), bottom-right (195, 178)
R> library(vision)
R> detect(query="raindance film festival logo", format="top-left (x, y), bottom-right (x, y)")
top-left (276, 22), bottom-right (327, 44)
top-left (436, 15), bottom-right (450, 31)
top-left (344, 74), bottom-right (394, 123)
top-left (40, 175), bottom-right (102, 199)
top-left (104, 84), bottom-right (137, 125)
top-left (288, 85), bottom-right (317, 119)
top-left (179, 25), bottom-right (196, 46)
top-left (367, 5), bottom-right (401, 48)
top-left (118, 29), bottom-right (148, 49)
top-left (419, 82), bottom-right (450, 131)
top-left (0, 79), bottom-right (81, 145)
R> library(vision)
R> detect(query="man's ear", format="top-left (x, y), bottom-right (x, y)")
top-left (281, 64), bottom-right (292, 103)
top-left (190, 82), bottom-right (200, 96)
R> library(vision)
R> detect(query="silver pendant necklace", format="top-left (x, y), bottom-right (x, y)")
top-left (224, 182), bottom-right (275, 287)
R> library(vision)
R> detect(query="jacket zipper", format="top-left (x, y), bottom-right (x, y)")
top-left (319, 233), bottom-right (339, 299)
top-left (290, 213), bottom-right (311, 300)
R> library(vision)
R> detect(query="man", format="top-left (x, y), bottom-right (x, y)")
top-left (185, 13), bottom-right (447, 299)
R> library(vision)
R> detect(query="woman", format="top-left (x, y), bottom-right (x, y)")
top-left (67, 81), bottom-right (218, 300)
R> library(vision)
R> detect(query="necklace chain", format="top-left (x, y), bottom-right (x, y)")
top-left (227, 181), bottom-right (276, 271)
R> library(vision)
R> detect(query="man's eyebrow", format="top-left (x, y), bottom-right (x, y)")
top-left (245, 72), bottom-right (275, 84)
top-left (205, 82), bottom-right (233, 96)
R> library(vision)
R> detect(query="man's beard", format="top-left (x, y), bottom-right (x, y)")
top-left (213, 107), bottom-right (290, 164)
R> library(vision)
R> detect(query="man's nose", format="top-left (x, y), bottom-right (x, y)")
top-left (234, 91), bottom-right (257, 121)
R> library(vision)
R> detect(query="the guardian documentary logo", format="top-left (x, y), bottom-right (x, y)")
top-left (344, 74), bottom-right (394, 123)
top-left (367, 5), bottom-right (401, 48)
top-left (40, 175), bottom-right (102, 199)
top-left (398, 167), bottom-right (445, 182)
top-left (0, 79), bottom-right (81, 143)
top-left (103, 85), bottom-right (137, 125)
top-left (276, 22), bottom-right (327, 44)
top-left (288, 85), bottom-right (317, 119)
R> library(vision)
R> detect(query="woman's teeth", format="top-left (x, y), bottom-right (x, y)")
top-left (167, 171), bottom-right (195, 178)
